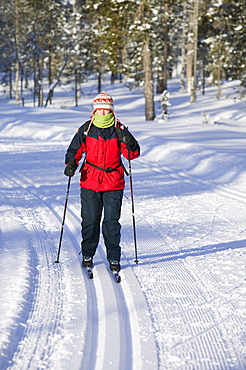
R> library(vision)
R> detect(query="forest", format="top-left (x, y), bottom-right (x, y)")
top-left (0, 0), bottom-right (245, 120)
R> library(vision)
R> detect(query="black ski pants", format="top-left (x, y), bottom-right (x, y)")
top-left (80, 188), bottom-right (123, 261)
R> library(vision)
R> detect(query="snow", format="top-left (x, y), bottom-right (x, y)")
top-left (0, 77), bottom-right (246, 369)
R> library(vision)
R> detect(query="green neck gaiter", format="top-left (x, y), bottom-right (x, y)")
top-left (93, 112), bottom-right (115, 128)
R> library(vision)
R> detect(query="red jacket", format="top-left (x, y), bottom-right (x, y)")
top-left (65, 120), bottom-right (140, 191)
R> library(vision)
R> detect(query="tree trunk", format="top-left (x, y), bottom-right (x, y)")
top-left (180, 5), bottom-right (187, 93)
top-left (186, 5), bottom-right (194, 94)
top-left (162, 0), bottom-right (169, 92)
top-left (143, 38), bottom-right (155, 121)
top-left (77, 71), bottom-right (81, 99)
top-left (190, 0), bottom-right (199, 103)
top-left (98, 71), bottom-right (102, 94)
top-left (9, 68), bottom-right (13, 99)
top-left (33, 59), bottom-right (36, 107)
top-left (15, 60), bottom-right (20, 104)
top-left (48, 54), bottom-right (53, 104)
top-left (14, 0), bottom-right (20, 104)
top-left (38, 61), bottom-right (43, 107)
top-left (75, 67), bottom-right (78, 106)
top-left (20, 66), bottom-right (24, 97)
top-left (202, 56), bottom-right (205, 95)
top-left (111, 72), bottom-right (116, 84)
top-left (25, 70), bottom-right (29, 89)
top-left (216, 65), bottom-right (221, 100)
top-left (156, 0), bottom-right (169, 94)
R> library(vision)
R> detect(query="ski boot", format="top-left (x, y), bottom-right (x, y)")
top-left (82, 256), bottom-right (93, 279)
top-left (82, 256), bottom-right (93, 268)
top-left (109, 260), bottom-right (121, 272)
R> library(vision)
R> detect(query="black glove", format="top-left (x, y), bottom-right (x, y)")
top-left (64, 159), bottom-right (78, 177)
top-left (123, 130), bottom-right (139, 151)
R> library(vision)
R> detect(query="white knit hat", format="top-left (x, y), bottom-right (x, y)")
top-left (93, 91), bottom-right (114, 112)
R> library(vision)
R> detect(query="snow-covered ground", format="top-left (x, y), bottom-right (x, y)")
top-left (0, 77), bottom-right (245, 370)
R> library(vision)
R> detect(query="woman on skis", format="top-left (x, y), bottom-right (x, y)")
top-left (64, 91), bottom-right (140, 272)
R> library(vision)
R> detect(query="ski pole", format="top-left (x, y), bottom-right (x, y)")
top-left (55, 176), bottom-right (71, 263)
top-left (128, 155), bottom-right (139, 264)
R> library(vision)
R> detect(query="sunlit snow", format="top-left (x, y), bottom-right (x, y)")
top-left (0, 77), bottom-right (245, 369)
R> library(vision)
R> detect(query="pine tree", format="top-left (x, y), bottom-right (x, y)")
top-left (124, 1), bottom-right (155, 120)
top-left (83, 0), bottom-right (136, 91)
top-left (199, 0), bottom-right (246, 97)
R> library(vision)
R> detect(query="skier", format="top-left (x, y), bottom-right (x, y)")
top-left (64, 92), bottom-right (140, 273)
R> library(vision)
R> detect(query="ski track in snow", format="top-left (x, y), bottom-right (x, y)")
top-left (0, 169), bottom-right (158, 369)
top-left (0, 170), bottom-right (85, 369)
top-left (120, 159), bottom-right (246, 369)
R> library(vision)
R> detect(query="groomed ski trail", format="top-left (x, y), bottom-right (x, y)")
top-left (0, 169), bottom-right (158, 370)
top-left (0, 170), bottom-right (88, 369)
top-left (81, 244), bottom-right (158, 370)
top-left (121, 163), bottom-right (246, 370)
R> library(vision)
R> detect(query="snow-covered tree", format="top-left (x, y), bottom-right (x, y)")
top-left (83, 0), bottom-right (136, 91)
top-left (1, 0), bottom-right (245, 108)
top-left (124, 1), bottom-right (156, 120)
top-left (199, 0), bottom-right (246, 97)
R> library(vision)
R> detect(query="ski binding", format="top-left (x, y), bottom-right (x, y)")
top-left (111, 270), bottom-right (121, 283)
top-left (84, 265), bottom-right (93, 279)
